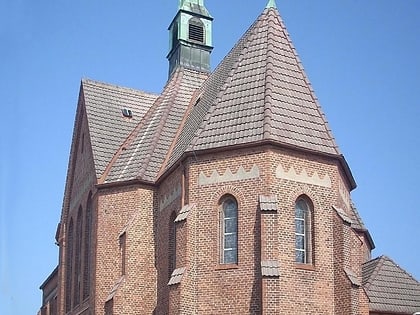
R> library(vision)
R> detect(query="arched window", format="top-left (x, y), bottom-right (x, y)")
top-left (65, 218), bottom-right (74, 313)
top-left (74, 207), bottom-right (83, 306)
top-left (83, 193), bottom-right (93, 300)
top-left (220, 196), bottom-right (238, 264)
top-left (188, 18), bottom-right (205, 43)
top-left (295, 197), bottom-right (313, 264)
top-left (168, 211), bottom-right (177, 279)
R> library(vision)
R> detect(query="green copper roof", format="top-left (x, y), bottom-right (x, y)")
top-left (266, 0), bottom-right (277, 9)
top-left (179, 0), bottom-right (210, 17)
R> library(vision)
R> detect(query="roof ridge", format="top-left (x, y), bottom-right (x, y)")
top-left (272, 13), bottom-right (340, 154)
top-left (82, 78), bottom-right (159, 97)
top-left (263, 10), bottom-right (275, 140)
top-left (382, 255), bottom-right (420, 284)
top-left (187, 13), bottom-right (263, 150)
top-left (363, 255), bottom-right (385, 291)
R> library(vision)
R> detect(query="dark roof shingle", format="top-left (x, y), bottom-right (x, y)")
top-left (82, 79), bottom-right (158, 179)
top-left (182, 7), bottom-right (340, 156)
top-left (104, 68), bottom-right (208, 183)
top-left (363, 256), bottom-right (420, 314)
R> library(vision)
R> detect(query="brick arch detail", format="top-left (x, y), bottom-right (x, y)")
top-left (286, 184), bottom-right (321, 211)
top-left (211, 184), bottom-right (246, 208)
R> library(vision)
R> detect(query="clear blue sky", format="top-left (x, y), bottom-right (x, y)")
top-left (1, 1), bottom-right (419, 314)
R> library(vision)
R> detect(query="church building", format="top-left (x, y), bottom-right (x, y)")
top-left (39, 1), bottom-right (420, 314)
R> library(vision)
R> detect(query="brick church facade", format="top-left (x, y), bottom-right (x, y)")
top-left (39, 1), bottom-right (420, 314)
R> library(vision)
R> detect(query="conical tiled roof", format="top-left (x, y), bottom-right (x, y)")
top-left (180, 6), bottom-right (339, 156)
top-left (363, 256), bottom-right (420, 314)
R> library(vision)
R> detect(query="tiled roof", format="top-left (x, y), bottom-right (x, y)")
top-left (349, 202), bottom-right (367, 231)
top-left (82, 79), bottom-right (158, 179)
top-left (178, 7), bottom-right (339, 157)
top-left (164, 19), bottom-right (253, 172)
top-left (103, 68), bottom-right (208, 183)
top-left (332, 205), bottom-right (353, 225)
top-left (362, 256), bottom-right (420, 314)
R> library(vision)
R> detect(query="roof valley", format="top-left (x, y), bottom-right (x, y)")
top-left (136, 70), bottom-right (185, 179)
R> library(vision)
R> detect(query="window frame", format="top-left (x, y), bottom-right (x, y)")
top-left (219, 195), bottom-right (238, 265)
top-left (294, 196), bottom-right (314, 265)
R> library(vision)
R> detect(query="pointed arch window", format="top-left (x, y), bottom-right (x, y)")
top-left (188, 18), bottom-right (205, 43)
top-left (83, 193), bottom-right (93, 300)
top-left (295, 197), bottom-right (313, 264)
top-left (74, 207), bottom-right (83, 306)
top-left (220, 196), bottom-right (238, 264)
top-left (168, 211), bottom-right (177, 279)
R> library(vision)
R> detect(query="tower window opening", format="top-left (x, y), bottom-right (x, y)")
top-left (188, 20), bottom-right (204, 43)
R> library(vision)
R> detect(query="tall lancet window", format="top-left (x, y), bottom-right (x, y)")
top-left (295, 197), bottom-right (313, 264)
top-left (220, 196), bottom-right (238, 264)
top-left (168, 212), bottom-right (177, 279)
top-left (83, 193), bottom-right (93, 300)
top-left (74, 207), bottom-right (83, 306)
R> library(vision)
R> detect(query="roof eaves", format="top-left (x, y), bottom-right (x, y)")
top-left (39, 266), bottom-right (59, 290)
top-left (157, 138), bottom-right (345, 185)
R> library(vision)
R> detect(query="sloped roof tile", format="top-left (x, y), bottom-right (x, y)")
top-left (164, 6), bottom-right (340, 172)
top-left (363, 256), bottom-right (420, 314)
top-left (103, 68), bottom-right (208, 183)
top-left (82, 79), bottom-right (158, 179)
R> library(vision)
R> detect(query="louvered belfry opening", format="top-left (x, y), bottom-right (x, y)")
top-left (188, 19), bottom-right (204, 43)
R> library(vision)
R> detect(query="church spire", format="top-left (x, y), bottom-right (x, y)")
top-left (266, 0), bottom-right (277, 9)
top-left (167, 0), bottom-right (213, 78)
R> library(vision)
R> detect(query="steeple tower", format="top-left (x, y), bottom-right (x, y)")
top-left (167, 0), bottom-right (213, 77)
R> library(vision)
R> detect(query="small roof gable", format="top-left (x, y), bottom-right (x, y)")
top-left (82, 79), bottom-right (158, 179)
top-left (103, 68), bottom-right (208, 183)
top-left (183, 6), bottom-right (340, 156)
top-left (362, 255), bottom-right (420, 314)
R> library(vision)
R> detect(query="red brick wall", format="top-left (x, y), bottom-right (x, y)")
top-left (95, 184), bottom-right (157, 314)
top-left (57, 104), bottom-right (97, 315)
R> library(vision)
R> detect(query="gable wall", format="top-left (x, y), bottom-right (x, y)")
top-left (58, 104), bottom-right (97, 315)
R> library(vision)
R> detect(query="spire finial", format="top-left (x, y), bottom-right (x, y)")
top-left (180, 0), bottom-right (204, 8)
top-left (266, 0), bottom-right (277, 9)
